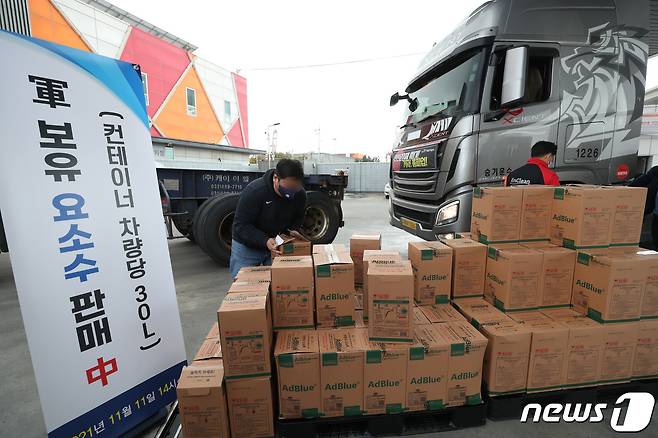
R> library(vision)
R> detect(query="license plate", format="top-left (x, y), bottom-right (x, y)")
top-left (400, 217), bottom-right (417, 230)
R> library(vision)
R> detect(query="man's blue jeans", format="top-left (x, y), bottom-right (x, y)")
top-left (229, 239), bottom-right (272, 278)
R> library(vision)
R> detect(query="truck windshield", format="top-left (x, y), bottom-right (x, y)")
top-left (407, 48), bottom-right (484, 124)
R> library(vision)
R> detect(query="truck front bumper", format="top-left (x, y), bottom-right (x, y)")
top-left (388, 187), bottom-right (473, 240)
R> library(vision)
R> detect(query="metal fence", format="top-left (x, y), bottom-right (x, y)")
top-left (313, 161), bottom-right (389, 193)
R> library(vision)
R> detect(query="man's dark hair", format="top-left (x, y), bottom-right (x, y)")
top-left (275, 158), bottom-right (304, 179)
top-left (531, 141), bottom-right (558, 158)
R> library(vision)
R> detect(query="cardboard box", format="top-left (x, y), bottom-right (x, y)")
top-left (363, 341), bottom-right (408, 415)
top-left (363, 251), bottom-right (401, 320)
top-left (217, 292), bottom-right (272, 379)
top-left (227, 281), bottom-right (271, 295)
top-left (367, 261), bottom-right (414, 343)
top-left (318, 328), bottom-right (367, 417)
top-left (272, 233), bottom-right (311, 257)
top-left (350, 234), bottom-right (381, 285)
top-left (478, 320), bottom-right (531, 396)
top-left (413, 306), bottom-right (431, 325)
top-left (226, 376), bottom-right (274, 437)
top-left (314, 247), bottom-right (356, 327)
top-left (271, 255), bottom-right (315, 330)
top-left (572, 251), bottom-right (645, 322)
top-left (604, 186), bottom-right (647, 246)
top-left (531, 245), bottom-right (576, 309)
top-left (193, 336), bottom-right (223, 367)
top-left (550, 185), bottom-right (613, 249)
top-left (519, 186), bottom-right (554, 242)
top-left (313, 243), bottom-right (347, 253)
top-left (236, 266), bottom-right (271, 283)
top-left (633, 319), bottom-right (658, 379)
top-left (542, 309), bottom-right (605, 388)
top-left (509, 311), bottom-right (569, 392)
top-left (354, 289), bottom-right (364, 310)
top-left (440, 238), bottom-right (487, 299)
top-left (485, 246), bottom-right (543, 311)
top-left (274, 330), bottom-right (321, 419)
top-left (406, 325), bottom-right (450, 411)
top-left (418, 304), bottom-right (468, 324)
top-left (177, 365), bottom-right (230, 438)
top-left (435, 321), bottom-right (488, 406)
top-left (639, 250), bottom-right (658, 319)
top-left (408, 241), bottom-right (453, 305)
top-left (470, 186), bottom-right (523, 244)
top-left (452, 297), bottom-right (508, 327)
top-left (600, 322), bottom-right (638, 385)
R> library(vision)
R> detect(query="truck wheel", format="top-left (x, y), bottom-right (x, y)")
top-left (192, 198), bottom-right (216, 252)
top-left (303, 191), bottom-right (339, 245)
top-left (195, 193), bottom-right (240, 266)
top-left (172, 216), bottom-right (195, 242)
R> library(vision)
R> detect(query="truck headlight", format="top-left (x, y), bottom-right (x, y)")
top-left (435, 200), bottom-right (459, 226)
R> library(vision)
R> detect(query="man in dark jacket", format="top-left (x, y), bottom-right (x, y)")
top-left (505, 141), bottom-right (560, 186)
top-left (630, 165), bottom-right (658, 250)
top-left (229, 158), bottom-right (307, 277)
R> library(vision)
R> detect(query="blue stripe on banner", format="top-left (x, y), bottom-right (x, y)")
top-left (49, 360), bottom-right (186, 438)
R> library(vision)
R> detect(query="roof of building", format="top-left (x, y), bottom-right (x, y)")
top-left (79, 0), bottom-right (198, 51)
top-left (152, 136), bottom-right (265, 155)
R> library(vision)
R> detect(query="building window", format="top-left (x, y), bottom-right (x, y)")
top-left (224, 100), bottom-right (231, 118)
top-left (141, 72), bottom-right (149, 106)
top-left (186, 87), bottom-right (197, 116)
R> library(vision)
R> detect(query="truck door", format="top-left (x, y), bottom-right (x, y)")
top-left (477, 45), bottom-right (560, 185)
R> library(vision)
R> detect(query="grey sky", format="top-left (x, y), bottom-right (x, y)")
top-left (110, 0), bottom-right (658, 158)
top-left (110, 0), bottom-right (485, 158)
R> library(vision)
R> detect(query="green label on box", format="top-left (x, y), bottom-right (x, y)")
top-left (409, 346), bottom-right (425, 360)
top-left (344, 406), bottom-right (362, 416)
top-left (366, 350), bottom-right (382, 363)
top-left (322, 352), bottom-right (338, 366)
top-left (466, 394), bottom-right (482, 405)
top-left (487, 247), bottom-right (498, 260)
top-left (386, 403), bottom-right (403, 414)
top-left (554, 187), bottom-right (565, 200)
top-left (563, 238), bottom-right (576, 249)
top-left (302, 408), bottom-right (319, 418)
top-left (316, 265), bottom-right (331, 277)
top-left (473, 187), bottom-right (482, 198)
top-left (335, 315), bottom-right (355, 327)
top-left (279, 354), bottom-right (294, 368)
top-left (282, 243), bottom-right (294, 254)
top-left (577, 252), bottom-right (591, 265)
top-left (426, 399), bottom-right (444, 410)
top-left (450, 343), bottom-right (465, 357)
top-left (435, 295), bottom-right (449, 304)
top-left (421, 248), bottom-right (433, 260)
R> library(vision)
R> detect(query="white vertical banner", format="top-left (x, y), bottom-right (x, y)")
top-left (0, 31), bottom-right (186, 437)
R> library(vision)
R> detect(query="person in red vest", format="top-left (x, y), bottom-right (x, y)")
top-left (505, 141), bottom-right (560, 186)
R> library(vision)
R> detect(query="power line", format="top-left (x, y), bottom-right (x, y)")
top-left (240, 52), bottom-right (424, 72)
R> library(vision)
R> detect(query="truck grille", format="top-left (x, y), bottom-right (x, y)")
top-left (393, 170), bottom-right (437, 193)
top-left (393, 205), bottom-right (434, 227)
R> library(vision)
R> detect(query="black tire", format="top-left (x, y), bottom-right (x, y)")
top-left (172, 215), bottom-right (195, 242)
top-left (192, 197), bottom-right (217, 252)
top-left (195, 193), bottom-right (240, 266)
top-left (303, 191), bottom-right (340, 245)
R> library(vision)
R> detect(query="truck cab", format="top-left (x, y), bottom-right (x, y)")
top-left (389, 0), bottom-right (649, 240)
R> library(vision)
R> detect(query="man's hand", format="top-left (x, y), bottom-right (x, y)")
top-left (266, 238), bottom-right (281, 255)
top-left (288, 229), bottom-right (309, 241)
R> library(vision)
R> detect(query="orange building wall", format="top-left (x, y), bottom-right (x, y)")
top-left (28, 0), bottom-right (90, 52)
top-left (153, 65), bottom-right (224, 144)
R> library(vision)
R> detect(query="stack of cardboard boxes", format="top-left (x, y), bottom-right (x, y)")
top-left (175, 182), bottom-right (658, 435)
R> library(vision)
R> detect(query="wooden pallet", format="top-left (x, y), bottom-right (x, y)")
top-left (277, 403), bottom-right (487, 437)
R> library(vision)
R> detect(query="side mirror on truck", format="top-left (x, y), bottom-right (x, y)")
top-left (501, 46), bottom-right (528, 107)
